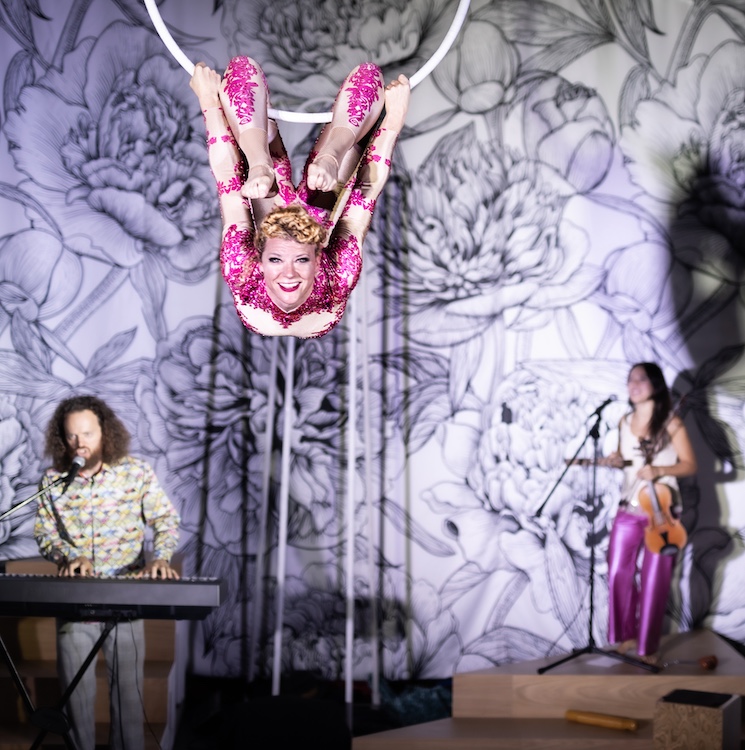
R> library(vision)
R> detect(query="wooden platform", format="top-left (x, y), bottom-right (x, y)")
top-left (354, 630), bottom-right (745, 749)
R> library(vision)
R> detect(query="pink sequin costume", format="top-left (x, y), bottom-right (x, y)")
top-left (202, 57), bottom-right (399, 338)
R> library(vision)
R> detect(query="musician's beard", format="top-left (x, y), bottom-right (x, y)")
top-left (70, 447), bottom-right (103, 474)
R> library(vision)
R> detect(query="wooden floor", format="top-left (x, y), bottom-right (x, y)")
top-left (354, 630), bottom-right (745, 749)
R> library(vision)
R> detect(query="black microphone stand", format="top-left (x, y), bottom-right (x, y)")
top-left (0, 468), bottom-right (86, 749)
top-left (534, 409), bottom-right (659, 675)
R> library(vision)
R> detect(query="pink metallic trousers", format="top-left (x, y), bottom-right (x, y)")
top-left (606, 509), bottom-right (675, 655)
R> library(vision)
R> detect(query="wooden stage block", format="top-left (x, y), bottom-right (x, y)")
top-left (653, 689), bottom-right (741, 750)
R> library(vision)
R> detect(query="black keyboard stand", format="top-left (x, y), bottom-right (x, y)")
top-left (0, 618), bottom-right (119, 750)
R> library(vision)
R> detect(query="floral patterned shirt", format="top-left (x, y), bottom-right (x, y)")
top-left (34, 457), bottom-right (180, 577)
top-left (203, 107), bottom-right (400, 338)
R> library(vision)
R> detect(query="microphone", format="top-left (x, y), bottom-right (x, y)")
top-left (61, 456), bottom-right (86, 493)
top-left (590, 395), bottom-right (617, 417)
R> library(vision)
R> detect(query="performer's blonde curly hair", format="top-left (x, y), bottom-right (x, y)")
top-left (256, 204), bottom-right (326, 253)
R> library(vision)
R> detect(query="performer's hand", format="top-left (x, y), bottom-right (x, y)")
top-left (58, 556), bottom-right (94, 577)
top-left (137, 560), bottom-right (180, 580)
top-left (382, 75), bottom-right (410, 132)
top-left (606, 451), bottom-right (626, 469)
top-left (637, 464), bottom-right (659, 481)
top-left (190, 62), bottom-right (222, 109)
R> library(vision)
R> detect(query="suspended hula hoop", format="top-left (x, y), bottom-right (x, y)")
top-left (143, 0), bottom-right (471, 123)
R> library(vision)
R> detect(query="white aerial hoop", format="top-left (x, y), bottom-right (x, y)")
top-left (143, 0), bottom-right (471, 123)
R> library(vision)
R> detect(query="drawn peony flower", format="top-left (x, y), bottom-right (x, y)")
top-left (593, 238), bottom-right (693, 363)
top-left (380, 570), bottom-right (461, 679)
top-left (138, 304), bottom-right (400, 551)
top-left (0, 397), bottom-right (44, 557)
top-left (220, 0), bottom-right (456, 108)
top-left (433, 18), bottom-right (518, 114)
top-left (0, 229), bottom-right (82, 334)
top-left (4, 22), bottom-right (218, 325)
top-left (620, 40), bottom-right (745, 285)
top-left (136, 305), bottom-right (273, 555)
top-left (379, 123), bottom-right (598, 347)
top-left (518, 74), bottom-right (615, 194)
top-left (423, 367), bottom-right (622, 654)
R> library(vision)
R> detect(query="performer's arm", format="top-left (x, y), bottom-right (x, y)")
top-left (606, 417), bottom-right (626, 468)
top-left (138, 465), bottom-right (181, 579)
top-left (637, 417), bottom-right (697, 481)
top-left (34, 477), bottom-right (90, 575)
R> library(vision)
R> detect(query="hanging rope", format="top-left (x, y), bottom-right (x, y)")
top-left (143, 0), bottom-right (472, 122)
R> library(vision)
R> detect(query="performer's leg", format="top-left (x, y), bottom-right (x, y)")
top-left (105, 620), bottom-right (145, 750)
top-left (636, 549), bottom-right (675, 657)
top-left (57, 620), bottom-right (98, 750)
top-left (219, 56), bottom-right (275, 199)
top-left (306, 63), bottom-right (385, 192)
top-left (606, 511), bottom-right (646, 645)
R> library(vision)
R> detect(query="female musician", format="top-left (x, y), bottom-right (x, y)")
top-left (190, 57), bottom-right (410, 338)
top-left (606, 362), bottom-right (697, 663)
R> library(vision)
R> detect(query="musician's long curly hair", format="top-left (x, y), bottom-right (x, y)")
top-left (45, 395), bottom-right (131, 471)
top-left (629, 362), bottom-right (672, 448)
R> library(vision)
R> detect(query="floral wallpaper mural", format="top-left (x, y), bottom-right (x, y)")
top-left (0, 0), bottom-right (744, 717)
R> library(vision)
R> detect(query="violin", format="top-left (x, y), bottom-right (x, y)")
top-left (638, 479), bottom-right (687, 556)
top-left (636, 436), bottom-right (687, 556)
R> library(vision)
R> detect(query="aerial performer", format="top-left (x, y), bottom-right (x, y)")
top-left (190, 57), bottom-right (411, 338)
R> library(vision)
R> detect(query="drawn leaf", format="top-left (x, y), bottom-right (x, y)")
top-left (0, 351), bottom-right (65, 397)
top-left (449, 336), bottom-right (484, 410)
top-left (130, 255), bottom-right (167, 340)
top-left (404, 107), bottom-right (458, 137)
top-left (3, 49), bottom-right (34, 121)
top-left (476, 0), bottom-right (601, 44)
top-left (378, 498), bottom-right (456, 557)
top-left (0, 182), bottom-right (60, 233)
top-left (0, 0), bottom-right (38, 53)
top-left (441, 562), bottom-right (492, 608)
top-left (87, 329), bottom-right (137, 378)
top-left (619, 63), bottom-right (652, 127)
top-left (37, 324), bottom-right (86, 374)
top-left (112, 0), bottom-right (212, 45)
top-left (464, 625), bottom-right (556, 663)
top-left (610, 0), bottom-right (651, 59)
top-left (716, 6), bottom-right (745, 45)
top-left (576, 0), bottom-right (614, 30)
top-left (523, 32), bottom-right (613, 73)
top-left (634, 0), bottom-right (662, 33)
top-left (10, 313), bottom-right (49, 373)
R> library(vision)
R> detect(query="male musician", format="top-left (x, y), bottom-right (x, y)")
top-left (34, 394), bottom-right (180, 750)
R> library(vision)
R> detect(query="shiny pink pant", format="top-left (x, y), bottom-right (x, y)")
top-left (607, 509), bottom-right (674, 655)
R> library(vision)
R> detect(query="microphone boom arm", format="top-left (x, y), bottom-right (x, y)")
top-left (0, 457), bottom-right (85, 524)
top-left (0, 475), bottom-right (66, 523)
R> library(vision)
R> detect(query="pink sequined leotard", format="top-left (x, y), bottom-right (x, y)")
top-left (202, 59), bottom-right (400, 338)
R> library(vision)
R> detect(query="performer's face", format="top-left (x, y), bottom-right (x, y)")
top-left (64, 409), bottom-right (103, 474)
top-left (260, 238), bottom-right (318, 312)
top-left (627, 366), bottom-right (653, 404)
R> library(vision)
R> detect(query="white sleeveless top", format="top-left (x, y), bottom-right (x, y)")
top-left (619, 415), bottom-right (679, 513)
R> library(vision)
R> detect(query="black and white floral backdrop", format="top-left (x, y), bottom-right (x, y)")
top-left (0, 0), bottom-right (743, 701)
